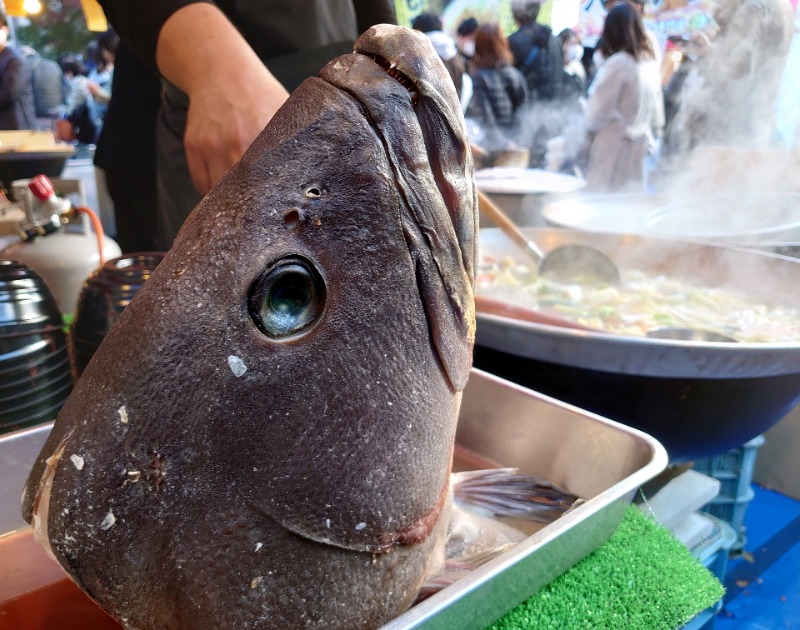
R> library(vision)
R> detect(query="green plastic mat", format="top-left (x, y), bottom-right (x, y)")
top-left (489, 506), bottom-right (725, 629)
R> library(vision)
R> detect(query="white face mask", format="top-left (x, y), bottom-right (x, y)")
top-left (460, 39), bottom-right (475, 57)
top-left (0, 27), bottom-right (8, 47)
top-left (593, 49), bottom-right (605, 68)
top-left (568, 44), bottom-right (584, 62)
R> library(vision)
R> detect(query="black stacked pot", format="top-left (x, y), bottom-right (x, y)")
top-left (70, 252), bottom-right (166, 376)
top-left (0, 260), bottom-right (73, 434)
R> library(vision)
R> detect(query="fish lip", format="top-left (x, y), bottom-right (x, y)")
top-left (350, 25), bottom-right (455, 110)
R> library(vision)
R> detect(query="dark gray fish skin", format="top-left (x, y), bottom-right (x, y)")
top-left (21, 25), bottom-right (476, 630)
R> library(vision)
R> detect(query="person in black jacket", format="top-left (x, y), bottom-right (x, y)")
top-left (96, 0), bottom-right (396, 248)
top-left (456, 17), bottom-right (479, 72)
top-left (466, 22), bottom-right (529, 152)
top-left (507, 0), bottom-right (564, 103)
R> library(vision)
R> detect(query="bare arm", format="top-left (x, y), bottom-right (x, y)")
top-left (156, 3), bottom-right (289, 195)
top-left (88, 81), bottom-right (111, 104)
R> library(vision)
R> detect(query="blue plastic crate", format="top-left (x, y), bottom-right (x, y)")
top-left (693, 435), bottom-right (764, 550)
top-left (692, 435), bottom-right (764, 502)
top-left (700, 486), bottom-right (755, 550)
top-left (683, 515), bottom-right (737, 630)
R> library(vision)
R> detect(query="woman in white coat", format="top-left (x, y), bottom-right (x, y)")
top-left (581, 1), bottom-right (662, 192)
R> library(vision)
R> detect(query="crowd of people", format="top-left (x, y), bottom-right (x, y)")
top-left (0, 0), bottom-right (795, 250)
top-left (411, 0), bottom-right (665, 193)
top-left (414, 0), bottom-right (793, 194)
top-left (0, 18), bottom-right (119, 145)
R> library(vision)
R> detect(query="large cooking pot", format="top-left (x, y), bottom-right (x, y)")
top-left (473, 228), bottom-right (800, 461)
top-left (475, 168), bottom-right (585, 229)
top-left (541, 192), bottom-right (800, 258)
top-left (648, 192), bottom-right (800, 257)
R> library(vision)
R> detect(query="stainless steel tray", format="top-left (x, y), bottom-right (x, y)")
top-left (0, 369), bottom-right (667, 628)
top-left (382, 369), bottom-right (667, 629)
top-left (0, 420), bottom-right (51, 535)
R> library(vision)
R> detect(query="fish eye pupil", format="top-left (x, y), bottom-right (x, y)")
top-left (249, 259), bottom-right (325, 338)
top-left (270, 276), bottom-right (310, 315)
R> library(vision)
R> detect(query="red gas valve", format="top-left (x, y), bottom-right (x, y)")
top-left (28, 174), bottom-right (72, 215)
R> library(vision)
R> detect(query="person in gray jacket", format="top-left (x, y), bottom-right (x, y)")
top-left (0, 12), bottom-right (36, 131)
top-left (21, 46), bottom-right (67, 128)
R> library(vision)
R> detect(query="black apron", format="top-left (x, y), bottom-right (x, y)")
top-left (156, 0), bottom-right (363, 247)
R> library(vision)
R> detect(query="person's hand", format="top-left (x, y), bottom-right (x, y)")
top-left (87, 81), bottom-right (101, 95)
top-left (183, 61), bottom-right (288, 195)
top-left (157, 4), bottom-right (290, 196)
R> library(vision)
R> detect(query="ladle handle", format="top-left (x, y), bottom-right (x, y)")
top-left (475, 295), bottom-right (598, 332)
top-left (476, 189), bottom-right (544, 263)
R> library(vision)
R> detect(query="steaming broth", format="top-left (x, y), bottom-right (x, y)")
top-left (477, 256), bottom-right (800, 343)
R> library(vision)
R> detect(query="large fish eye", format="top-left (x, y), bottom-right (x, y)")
top-left (248, 257), bottom-right (326, 338)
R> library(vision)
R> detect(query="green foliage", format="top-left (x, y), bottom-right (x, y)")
top-left (394, 0), bottom-right (517, 36)
top-left (15, 0), bottom-right (94, 61)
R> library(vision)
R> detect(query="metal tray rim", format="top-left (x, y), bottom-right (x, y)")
top-left (476, 312), bottom-right (800, 378)
top-left (379, 369), bottom-right (668, 629)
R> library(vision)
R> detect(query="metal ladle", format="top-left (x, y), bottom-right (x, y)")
top-left (477, 189), bottom-right (621, 285)
top-left (476, 191), bottom-right (732, 340)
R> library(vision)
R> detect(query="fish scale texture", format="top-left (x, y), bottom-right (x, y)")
top-left (21, 24), bottom-right (477, 630)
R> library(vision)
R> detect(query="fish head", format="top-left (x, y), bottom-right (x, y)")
top-left (22, 24), bottom-right (477, 628)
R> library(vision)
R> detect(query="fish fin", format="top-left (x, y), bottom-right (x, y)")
top-left (425, 471), bottom-right (581, 594)
top-left (444, 504), bottom-right (526, 567)
top-left (452, 468), bottom-right (581, 524)
top-left (401, 212), bottom-right (474, 391)
top-left (414, 561), bottom-right (474, 604)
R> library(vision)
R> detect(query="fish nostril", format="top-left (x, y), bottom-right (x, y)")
top-left (283, 210), bottom-right (301, 228)
top-left (305, 187), bottom-right (322, 199)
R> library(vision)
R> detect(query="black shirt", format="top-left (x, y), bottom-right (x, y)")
top-left (93, 42), bottom-right (161, 172)
top-left (97, 0), bottom-right (397, 86)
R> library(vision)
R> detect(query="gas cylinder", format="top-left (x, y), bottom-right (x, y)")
top-left (0, 175), bottom-right (121, 315)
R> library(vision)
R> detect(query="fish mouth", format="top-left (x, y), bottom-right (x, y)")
top-left (365, 54), bottom-right (420, 104)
